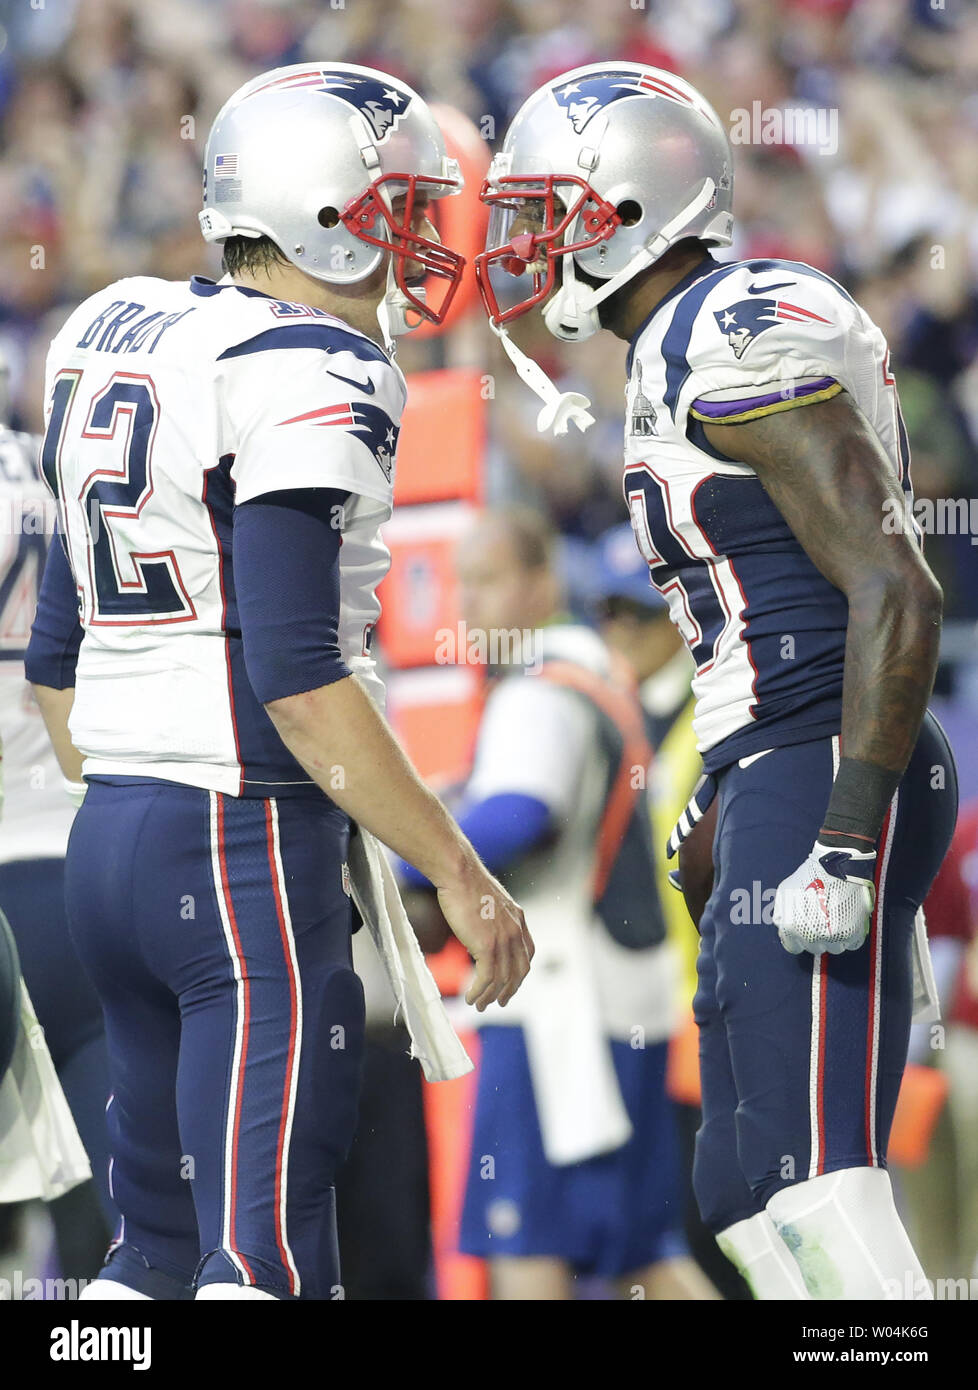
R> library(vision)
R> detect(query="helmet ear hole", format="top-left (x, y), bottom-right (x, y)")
top-left (616, 199), bottom-right (642, 227)
top-left (318, 207), bottom-right (340, 228)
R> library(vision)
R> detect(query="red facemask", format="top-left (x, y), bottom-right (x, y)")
top-left (474, 174), bottom-right (621, 327)
top-left (341, 172), bottom-right (466, 327)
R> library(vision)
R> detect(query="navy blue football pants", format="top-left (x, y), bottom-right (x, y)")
top-left (64, 777), bottom-right (365, 1300)
top-left (0, 857), bottom-right (114, 1224)
top-left (693, 712), bottom-right (957, 1232)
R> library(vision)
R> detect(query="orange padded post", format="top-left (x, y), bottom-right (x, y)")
top-left (381, 104), bottom-right (491, 1297)
top-left (394, 368), bottom-right (486, 507)
top-left (888, 1063), bottom-right (949, 1169)
top-left (422, 1027), bottom-right (487, 1300)
top-left (666, 1009), bottom-right (702, 1107)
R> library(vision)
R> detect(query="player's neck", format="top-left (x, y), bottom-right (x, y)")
top-left (230, 265), bottom-right (386, 344)
top-left (600, 243), bottom-right (715, 344)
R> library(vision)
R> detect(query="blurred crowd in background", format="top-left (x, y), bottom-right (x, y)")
top-left (2, 0), bottom-right (978, 623)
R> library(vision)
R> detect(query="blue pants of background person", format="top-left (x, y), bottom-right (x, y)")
top-left (693, 711), bottom-right (957, 1232)
top-left (460, 1027), bottom-right (688, 1277)
top-left (64, 777), bottom-right (365, 1300)
top-left (0, 857), bottom-right (115, 1227)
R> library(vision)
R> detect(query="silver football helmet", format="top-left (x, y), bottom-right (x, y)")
top-left (476, 63), bottom-right (733, 343)
top-left (199, 63), bottom-right (464, 334)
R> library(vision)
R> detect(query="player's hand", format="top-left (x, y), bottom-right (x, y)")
top-left (772, 841), bottom-right (876, 956)
top-left (435, 857), bottom-right (533, 1010)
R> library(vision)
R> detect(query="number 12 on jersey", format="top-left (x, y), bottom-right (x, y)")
top-left (41, 369), bottom-right (195, 626)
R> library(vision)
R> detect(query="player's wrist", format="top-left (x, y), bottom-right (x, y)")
top-left (436, 834), bottom-right (509, 902)
top-left (821, 756), bottom-right (901, 847)
top-left (816, 827), bottom-right (877, 854)
top-left (809, 838), bottom-right (877, 888)
top-left (420, 822), bottom-right (479, 894)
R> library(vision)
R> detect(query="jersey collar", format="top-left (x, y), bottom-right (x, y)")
top-left (188, 274), bottom-right (400, 370)
top-left (625, 255), bottom-right (722, 376)
top-left (189, 274), bottom-right (273, 300)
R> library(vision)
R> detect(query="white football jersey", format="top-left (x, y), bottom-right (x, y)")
top-left (41, 275), bottom-right (403, 796)
top-left (623, 257), bottom-right (913, 772)
top-left (0, 427), bottom-right (75, 860)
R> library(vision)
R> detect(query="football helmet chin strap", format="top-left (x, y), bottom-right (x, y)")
top-left (376, 259), bottom-right (407, 348)
top-left (378, 258), bottom-right (430, 341)
top-left (373, 176), bottom-right (421, 346)
top-left (489, 319), bottom-right (596, 437)
top-left (495, 178), bottom-right (716, 437)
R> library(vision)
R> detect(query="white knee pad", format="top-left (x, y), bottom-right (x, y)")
top-left (195, 1282), bottom-right (280, 1300)
top-left (716, 1211), bottom-right (811, 1300)
top-left (79, 1278), bottom-right (153, 1301)
top-left (766, 1167), bottom-right (932, 1300)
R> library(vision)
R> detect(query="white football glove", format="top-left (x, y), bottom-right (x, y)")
top-left (772, 841), bottom-right (876, 956)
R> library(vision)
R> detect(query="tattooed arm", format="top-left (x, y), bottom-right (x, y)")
top-left (702, 390), bottom-right (942, 789)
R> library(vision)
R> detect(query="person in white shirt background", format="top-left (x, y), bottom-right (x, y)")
top-left (400, 505), bottom-right (718, 1300)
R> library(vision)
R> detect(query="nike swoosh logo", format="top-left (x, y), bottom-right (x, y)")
top-left (747, 281), bottom-right (796, 295)
top-left (328, 369), bottom-right (375, 395)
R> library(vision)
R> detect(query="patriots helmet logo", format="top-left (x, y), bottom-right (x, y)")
top-left (275, 401), bottom-right (400, 481)
top-left (251, 69), bottom-right (412, 144)
top-left (552, 70), bottom-right (695, 134)
top-left (714, 296), bottom-right (832, 359)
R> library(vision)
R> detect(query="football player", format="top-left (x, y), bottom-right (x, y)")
top-left (0, 384), bottom-right (115, 1276)
top-left (475, 62), bottom-right (956, 1300)
top-left (25, 63), bottom-right (531, 1302)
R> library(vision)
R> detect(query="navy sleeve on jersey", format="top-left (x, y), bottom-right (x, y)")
top-left (25, 532), bottom-right (83, 689)
top-left (233, 487), bottom-right (352, 704)
top-left (397, 792), bottom-right (553, 889)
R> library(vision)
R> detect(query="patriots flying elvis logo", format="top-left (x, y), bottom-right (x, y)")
top-left (250, 69), bottom-right (412, 143)
top-left (714, 295), bottom-right (832, 359)
top-left (552, 70), bottom-right (696, 134)
top-left (275, 401), bottom-right (399, 482)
